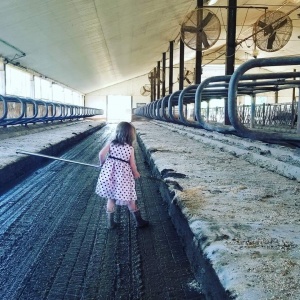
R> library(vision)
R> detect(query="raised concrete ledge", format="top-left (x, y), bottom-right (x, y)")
top-left (0, 120), bottom-right (105, 189)
top-left (135, 120), bottom-right (300, 300)
top-left (137, 130), bottom-right (230, 300)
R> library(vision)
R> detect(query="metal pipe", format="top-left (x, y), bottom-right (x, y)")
top-left (291, 69), bottom-right (296, 128)
top-left (169, 41), bottom-right (174, 94)
top-left (179, 39), bottom-right (184, 90)
top-left (225, 0), bottom-right (237, 126)
top-left (162, 52), bottom-right (166, 97)
top-left (0, 95), bottom-right (103, 127)
top-left (250, 94), bottom-right (256, 129)
top-left (157, 62), bottom-right (160, 99)
top-left (225, 0), bottom-right (237, 76)
top-left (151, 71), bottom-right (154, 102)
top-left (297, 87), bottom-right (300, 134)
top-left (178, 84), bottom-right (198, 126)
top-left (228, 56), bottom-right (300, 142)
top-left (153, 67), bottom-right (157, 101)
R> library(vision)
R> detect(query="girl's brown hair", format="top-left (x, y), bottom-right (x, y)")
top-left (112, 122), bottom-right (136, 146)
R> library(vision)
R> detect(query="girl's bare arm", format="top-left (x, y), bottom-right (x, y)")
top-left (99, 143), bottom-right (111, 166)
top-left (129, 148), bottom-right (140, 178)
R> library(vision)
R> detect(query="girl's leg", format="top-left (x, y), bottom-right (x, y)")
top-left (127, 201), bottom-right (149, 228)
top-left (106, 199), bottom-right (117, 229)
top-left (106, 198), bottom-right (115, 212)
top-left (127, 200), bottom-right (137, 212)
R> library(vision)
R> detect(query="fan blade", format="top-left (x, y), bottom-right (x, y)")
top-left (267, 31), bottom-right (276, 49)
top-left (273, 18), bottom-right (287, 31)
top-left (201, 12), bottom-right (214, 28)
top-left (257, 20), bottom-right (267, 29)
top-left (257, 20), bottom-right (273, 35)
top-left (182, 25), bottom-right (198, 33)
top-left (201, 31), bottom-right (210, 49)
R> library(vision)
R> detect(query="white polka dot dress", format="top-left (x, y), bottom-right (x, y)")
top-left (95, 143), bottom-right (137, 205)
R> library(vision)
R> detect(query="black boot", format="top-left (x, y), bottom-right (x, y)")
top-left (107, 211), bottom-right (118, 229)
top-left (131, 210), bottom-right (149, 228)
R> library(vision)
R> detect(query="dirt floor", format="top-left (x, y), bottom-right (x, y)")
top-left (1, 119), bottom-right (300, 299)
top-left (0, 123), bottom-right (204, 300)
top-left (134, 120), bottom-right (300, 300)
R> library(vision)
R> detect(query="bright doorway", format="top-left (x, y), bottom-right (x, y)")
top-left (107, 95), bottom-right (132, 123)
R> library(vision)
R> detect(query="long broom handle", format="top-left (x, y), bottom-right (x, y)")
top-left (16, 149), bottom-right (100, 169)
top-left (15, 149), bottom-right (182, 189)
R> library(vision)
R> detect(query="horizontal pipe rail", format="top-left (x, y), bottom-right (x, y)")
top-left (0, 94), bottom-right (103, 127)
top-left (134, 56), bottom-right (300, 145)
top-left (228, 56), bottom-right (300, 143)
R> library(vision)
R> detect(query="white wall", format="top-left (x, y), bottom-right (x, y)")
top-left (85, 63), bottom-right (227, 113)
top-left (85, 74), bottom-right (151, 117)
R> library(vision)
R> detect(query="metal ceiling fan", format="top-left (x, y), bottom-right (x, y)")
top-left (180, 8), bottom-right (221, 51)
top-left (177, 69), bottom-right (195, 87)
top-left (253, 10), bottom-right (293, 52)
top-left (140, 84), bottom-right (151, 96)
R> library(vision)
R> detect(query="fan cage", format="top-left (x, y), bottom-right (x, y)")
top-left (180, 8), bottom-right (221, 51)
top-left (253, 11), bottom-right (293, 53)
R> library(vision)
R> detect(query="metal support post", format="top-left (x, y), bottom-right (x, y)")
top-left (297, 87), bottom-right (300, 134)
top-left (225, 0), bottom-right (237, 125)
top-left (206, 100), bottom-right (210, 122)
top-left (169, 41), bottom-right (174, 94)
top-left (162, 52), bottom-right (166, 97)
top-left (179, 39), bottom-right (184, 90)
top-left (250, 94), bottom-right (256, 129)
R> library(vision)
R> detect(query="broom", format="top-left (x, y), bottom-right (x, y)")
top-left (16, 149), bottom-right (183, 191)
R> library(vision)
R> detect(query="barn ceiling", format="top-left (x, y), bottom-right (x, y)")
top-left (0, 0), bottom-right (299, 94)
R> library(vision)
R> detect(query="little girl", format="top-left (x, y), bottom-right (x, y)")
top-left (95, 122), bottom-right (149, 229)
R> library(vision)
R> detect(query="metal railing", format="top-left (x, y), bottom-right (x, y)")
top-left (238, 102), bottom-right (298, 128)
top-left (0, 95), bottom-right (103, 127)
top-left (228, 56), bottom-right (300, 143)
top-left (135, 56), bottom-right (300, 145)
top-left (189, 102), bottom-right (298, 129)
